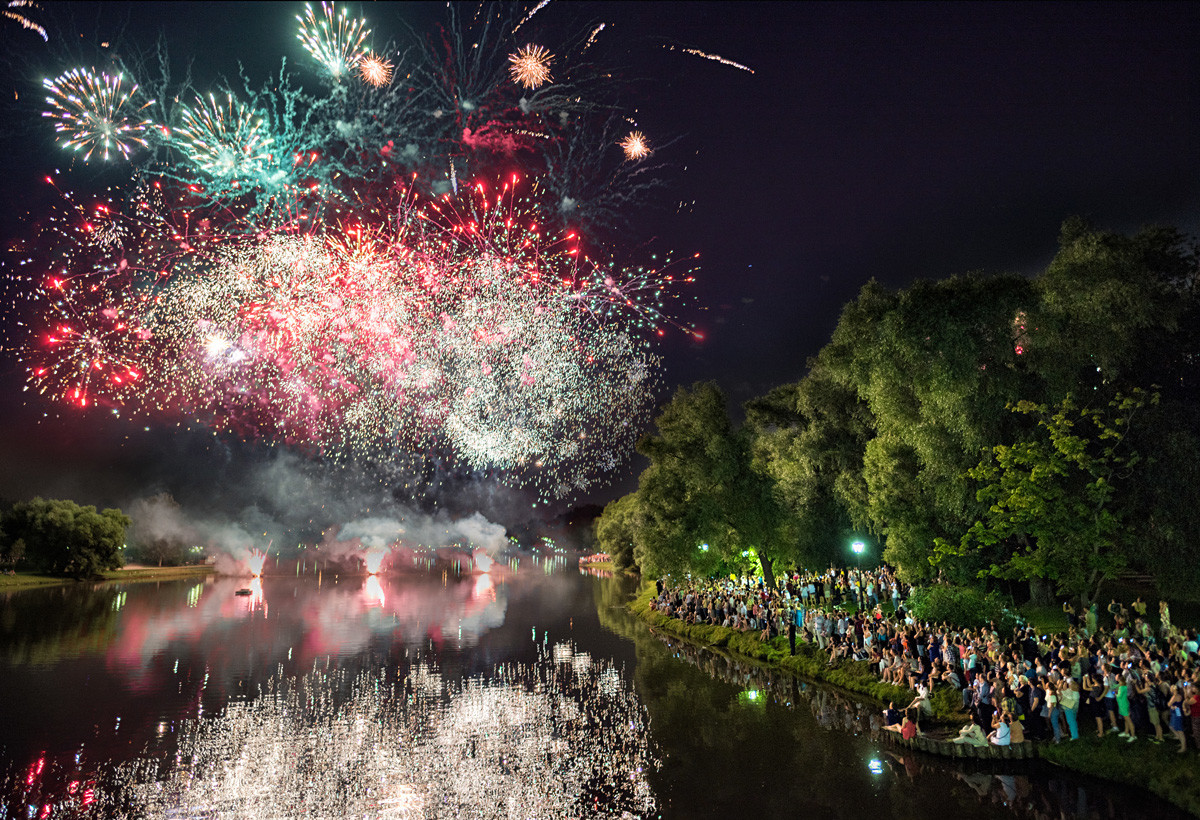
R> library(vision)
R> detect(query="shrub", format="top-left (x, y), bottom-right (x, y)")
top-left (905, 583), bottom-right (1017, 632)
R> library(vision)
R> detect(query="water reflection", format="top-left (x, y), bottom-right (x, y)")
top-left (633, 616), bottom-right (1185, 820)
top-left (90, 644), bottom-right (657, 819)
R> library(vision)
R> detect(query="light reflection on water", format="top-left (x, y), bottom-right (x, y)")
top-left (1, 568), bottom-right (1193, 820)
top-left (98, 644), bottom-right (657, 819)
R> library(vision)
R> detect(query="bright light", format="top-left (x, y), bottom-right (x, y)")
top-left (868, 758), bottom-right (884, 775)
top-left (851, 541), bottom-right (865, 555)
top-left (698, 543), bottom-right (709, 552)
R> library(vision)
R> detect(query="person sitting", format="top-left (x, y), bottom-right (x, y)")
top-left (900, 710), bottom-right (920, 740)
top-left (953, 722), bottom-right (988, 746)
top-left (1008, 712), bottom-right (1026, 744)
top-left (882, 702), bottom-right (902, 730)
top-left (988, 713), bottom-right (1012, 746)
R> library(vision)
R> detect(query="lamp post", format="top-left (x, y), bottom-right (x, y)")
top-left (851, 540), bottom-right (865, 570)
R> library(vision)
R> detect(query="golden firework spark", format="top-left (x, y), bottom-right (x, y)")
top-left (619, 131), bottom-right (651, 161)
top-left (358, 53), bottom-right (394, 87)
top-left (508, 44), bottom-right (553, 89)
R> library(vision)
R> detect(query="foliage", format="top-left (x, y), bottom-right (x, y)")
top-left (936, 391), bottom-right (1152, 605)
top-left (904, 584), bottom-right (1017, 632)
top-left (595, 493), bottom-right (641, 571)
top-left (0, 498), bottom-right (130, 578)
top-left (631, 383), bottom-right (794, 586)
top-left (1040, 734), bottom-right (1200, 818)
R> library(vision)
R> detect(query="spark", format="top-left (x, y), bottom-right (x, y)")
top-left (296, 2), bottom-right (370, 78)
top-left (4, 0), bottom-right (46, 40)
top-left (619, 130), bottom-right (651, 161)
top-left (42, 68), bottom-right (153, 161)
top-left (512, 0), bottom-right (552, 35)
top-left (508, 44), bottom-right (553, 89)
top-left (357, 53), bottom-right (393, 87)
top-left (668, 45), bottom-right (756, 74)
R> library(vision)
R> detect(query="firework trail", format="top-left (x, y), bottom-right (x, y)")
top-left (667, 44), bottom-right (756, 74)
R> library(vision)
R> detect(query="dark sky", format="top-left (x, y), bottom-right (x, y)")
top-left (0, 1), bottom-right (1196, 518)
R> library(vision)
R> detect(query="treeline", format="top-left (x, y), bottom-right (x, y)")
top-left (597, 220), bottom-right (1200, 605)
top-left (0, 497), bottom-right (130, 578)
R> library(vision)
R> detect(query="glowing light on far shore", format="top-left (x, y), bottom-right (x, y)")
top-left (246, 549), bottom-right (267, 576)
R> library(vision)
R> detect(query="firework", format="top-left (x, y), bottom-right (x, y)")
top-left (172, 93), bottom-right (277, 185)
top-left (667, 45), bottom-right (756, 74)
top-left (296, 2), bottom-right (369, 78)
top-left (357, 53), bottom-right (393, 87)
top-left (509, 44), bottom-right (553, 89)
top-left (42, 68), bottom-right (153, 162)
top-left (619, 130), bottom-right (650, 161)
top-left (18, 2), bottom-right (703, 500)
top-left (4, 0), bottom-right (45, 40)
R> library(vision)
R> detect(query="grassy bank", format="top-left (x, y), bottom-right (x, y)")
top-left (630, 583), bottom-right (963, 722)
top-left (633, 581), bottom-right (1200, 817)
top-left (1041, 735), bottom-right (1200, 817)
top-left (0, 564), bottom-right (213, 590)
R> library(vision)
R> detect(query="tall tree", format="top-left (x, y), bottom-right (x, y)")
top-left (935, 392), bottom-right (1152, 607)
top-left (633, 382), bottom-right (793, 586)
top-left (0, 498), bottom-right (130, 578)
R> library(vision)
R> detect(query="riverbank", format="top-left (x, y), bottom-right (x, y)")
top-left (0, 564), bottom-right (214, 590)
top-left (630, 582), bottom-right (963, 722)
top-left (630, 581), bottom-right (1200, 817)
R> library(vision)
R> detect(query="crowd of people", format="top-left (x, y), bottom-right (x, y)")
top-left (649, 567), bottom-right (1200, 754)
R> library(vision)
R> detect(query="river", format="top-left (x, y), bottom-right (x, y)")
top-left (0, 560), bottom-right (1184, 819)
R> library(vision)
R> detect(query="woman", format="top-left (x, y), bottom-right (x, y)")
top-left (1045, 679), bottom-right (1062, 743)
top-left (1082, 673), bottom-right (1108, 739)
top-left (1116, 675), bottom-right (1136, 741)
top-left (1168, 685), bottom-right (1188, 754)
top-left (1059, 678), bottom-right (1081, 741)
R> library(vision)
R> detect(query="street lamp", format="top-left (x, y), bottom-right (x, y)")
top-left (851, 540), bottom-right (865, 570)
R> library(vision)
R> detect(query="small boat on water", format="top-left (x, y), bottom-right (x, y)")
top-left (234, 588), bottom-right (253, 596)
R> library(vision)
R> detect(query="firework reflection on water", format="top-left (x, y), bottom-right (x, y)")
top-left (98, 643), bottom-right (657, 819)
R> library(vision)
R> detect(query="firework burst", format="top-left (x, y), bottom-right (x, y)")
top-left (357, 53), bottom-right (393, 87)
top-left (508, 44), bottom-right (553, 89)
top-left (296, 2), bottom-right (369, 78)
top-left (619, 130), bottom-right (651, 161)
top-left (42, 68), bottom-right (153, 162)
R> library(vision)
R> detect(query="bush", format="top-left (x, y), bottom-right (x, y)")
top-left (905, 583), bottom-right (1017, 632)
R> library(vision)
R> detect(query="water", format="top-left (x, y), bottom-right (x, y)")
top-left (0, 562), bottom-right (1184, 819)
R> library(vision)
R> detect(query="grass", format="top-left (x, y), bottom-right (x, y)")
top-left (0, 564), bottom-right (213, 590)
top-left (630, 583), bottom-right (965, 723)
top-left (1041, 734), bottom-right (1200, 817)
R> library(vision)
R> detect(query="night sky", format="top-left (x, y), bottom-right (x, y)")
top-left (0, 2), bottom-right (1196, 525)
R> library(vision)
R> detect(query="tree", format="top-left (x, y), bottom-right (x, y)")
top-left (632, 383), bottom-right (793, 586)
top-left (595, 493), bottom-right (640, 570)
top-left (745, 366), bottom-right (871, 568)
top-left (0, 498), bottom-right (130, 578)
top-left (935, 391), bottom-right (1152, 607)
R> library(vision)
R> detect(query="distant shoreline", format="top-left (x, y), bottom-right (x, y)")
top-left (0, 564), bottom-right (214, 590)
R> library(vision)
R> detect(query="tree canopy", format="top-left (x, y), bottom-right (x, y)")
top-left (598, 220), bottom-right (1200, 601)
top-left (0, 497), bottom-right (130, 578)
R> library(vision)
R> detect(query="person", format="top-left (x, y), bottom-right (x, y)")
top-left (1160, 600), bottom-right (1172, 636)
top-left (787, 617), bottom-right (797, 656)
top-left (1116, 675), bottom-right (1136, 741)
top-left (953, 722), bottom-right (987, 746)
top-left (1059, 678), bottom-right (1081, 741)
top-left (988, 713), bottom-right (1012, 746)
top-left (1045, 679), bottom-right (1062, 743)
top-left (900, 710), bottom-right (920, 740)
top-left (1168, 685), bottom-right (1188, 754)
top-left (1007, 712), bottom-right (1026, 744)
top-left (882, 702), bottom-right (902, 730)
